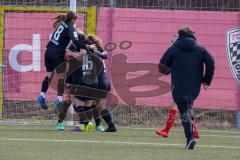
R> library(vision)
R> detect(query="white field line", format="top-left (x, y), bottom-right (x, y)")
top-left (1, 123), bottom-right (240, 134)
top-left (200, 134), bottom-right (240, 138)
top-left (0, 138), bottom-right (240, 149)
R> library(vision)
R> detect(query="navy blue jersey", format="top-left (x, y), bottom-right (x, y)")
top-left (47, 20), bottom-right (87, 56)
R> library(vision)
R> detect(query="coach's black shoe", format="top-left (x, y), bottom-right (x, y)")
top-left (185, 139), bottom-right (196, 150)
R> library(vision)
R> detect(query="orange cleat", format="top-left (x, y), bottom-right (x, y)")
top-left (155, 130), bottom-right (169, 138)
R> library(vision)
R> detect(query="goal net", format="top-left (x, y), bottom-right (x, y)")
top-left (0, 1), bottom-right (97, 124)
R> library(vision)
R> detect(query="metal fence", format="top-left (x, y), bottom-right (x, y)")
top-left (0, 0), bottom-right (239, 129)
top-left (1, 0), bottom-right (240, 11)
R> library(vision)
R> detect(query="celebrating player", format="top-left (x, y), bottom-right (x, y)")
top-left (57, 33), bottom-right (116, 132)
top-left (155, 34), bottom-right (200, 138)
top-left (71, 34), bottom-right (110, 132)
top-left (85, 34), bottom-right (116, 132)
top-left (38, 11), bottom-right (96, 110)
top-left (72, 34), bottom-right (116, 132)
top-left (158, 27), bottom-right (215, 149)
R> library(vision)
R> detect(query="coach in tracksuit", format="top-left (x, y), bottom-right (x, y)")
top-left (159, 28), bottom-right (215, 149)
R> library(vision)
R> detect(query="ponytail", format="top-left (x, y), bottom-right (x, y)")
top-left (52, 11), bottom-right (77, 29)
top-left (52, 14), bottom-right (66, 29)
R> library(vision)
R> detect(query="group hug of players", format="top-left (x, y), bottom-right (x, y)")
top-left (37, 11), bottom-right (215, 150)
top-left (37, 11), bottom-right (116, 132)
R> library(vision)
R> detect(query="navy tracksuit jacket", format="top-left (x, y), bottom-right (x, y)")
top-left (159, 34), bottom-right (215, 141)
top-left (159, 34), bottom-right (215, 104)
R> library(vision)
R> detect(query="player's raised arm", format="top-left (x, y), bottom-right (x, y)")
top-left (94, 47), bottom-right (108, 59)
top-left (68, 25), bottom-right (96, 51)
top-left (202, 47), bottom-right (215, 86)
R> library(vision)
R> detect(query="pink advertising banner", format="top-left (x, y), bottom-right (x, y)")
top-left (3, 9), bottom-right (240, 110)
top-left (4, 12), bottom-right (85, 101)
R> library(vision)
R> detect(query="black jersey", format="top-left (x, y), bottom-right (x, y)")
top-left (46, 20), bottom-right (87, 56)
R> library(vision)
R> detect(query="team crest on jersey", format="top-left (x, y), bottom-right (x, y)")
top-left (227, 28), bottom-right (240, 85)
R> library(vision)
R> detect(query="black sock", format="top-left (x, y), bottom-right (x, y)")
top-left (58, 119), bottom-right (63, 123)
top-left (57, 79), bottom-right (64, 96)
top-left (101, 109), bottom-right (114, 128)
top-left (94, 117), bottom-right (101, 126)
top-left (84, 106), bottom-right (95, 121)
top-left (41, 76), bottom-right (50, 93)
top-left (92, 105), bottom-right (101, 126)
top-left (58, 100), bottom-right (71, 122)
top-left (75, 106), bottom-right (89, 125)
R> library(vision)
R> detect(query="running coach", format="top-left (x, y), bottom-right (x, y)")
top-left (158, 27), bottom-right (215, 149)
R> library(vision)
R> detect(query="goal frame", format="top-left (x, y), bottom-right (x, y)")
top-left (0, 5), bottom-right (97, 119)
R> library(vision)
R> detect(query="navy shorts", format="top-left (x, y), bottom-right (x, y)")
top-left (69, 67), bottom-right (98, 101)
top-left (44, 49), bottom-right (65, 72)
top-left (98, 70), bottom-right (111, 91)
top-left (74, 82), bottom-right (98, 101)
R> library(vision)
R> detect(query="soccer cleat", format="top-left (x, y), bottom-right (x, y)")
top-left (38, 95), bottom-right (48, 110)
top-left (54, 99), bottom-right (62, 108)
top-left (71, 126), bottom-right (81, 132)
top-left (85, 122), bottom-right (94, 132)
top-left (194, 131), bottom-right (199, 139)
top-left (95, 125), bottom-right (105, 132)
top-left (185, 140), bottom-right (196, 150)
top-left (155, 129), bottom-right (169, 137)
top-left (56, 122), bottom-right (64, 131)
top-left (104, 126), bottom-right (117, 132)
top-left (79, 125), bottom-right (86, 132)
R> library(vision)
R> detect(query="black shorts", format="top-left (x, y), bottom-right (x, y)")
top-left (66, 74), bottom-right (72, 84)
top-left (74, 82), bottom-right (98, 101)
top-left (98, 70), bottom-right (111, 91)
top-left (68, 68), bottom-right (98, 101)
top-left (44, 49), bottom-right (65, 72)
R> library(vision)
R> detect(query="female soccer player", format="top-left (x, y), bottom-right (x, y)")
top-left (155, 34), bottom-right (199, 138)
top-left (87, 35), bottom-right (116, 132)
top-left (38, 11), bottom-right (96, 110)
top-left (70, 34), bottom-right (112, 132)
top-left (57, 33), bottom-right (113, 132)
top-left (71, 34), bottom-right (116, 132)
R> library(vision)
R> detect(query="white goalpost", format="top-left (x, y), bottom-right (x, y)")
top-left (64, 0), bottom-right (77, 126)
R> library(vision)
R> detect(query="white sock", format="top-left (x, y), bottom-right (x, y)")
top-left (40, 92), bottom-right (46, 98)
top-left (57, 96), bottom-right (63, 102)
